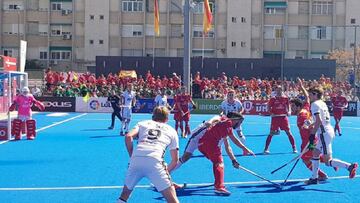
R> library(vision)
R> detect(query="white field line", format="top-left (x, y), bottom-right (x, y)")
top-left (0, 113), bottom-right (87, 145)
top-left (0, 175), bottom-right (357, 191)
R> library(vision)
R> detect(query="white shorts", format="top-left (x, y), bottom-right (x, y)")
top-left (124, 156), bottom-right (172, 192)
top-left (18, 115), bottom-right (31, 122)
top-left (121, 107), bottom-right (132, 119)
top-left (184, 126), bottom-right (207, 154)
top-left (316, 126), bottom-right (335, 155)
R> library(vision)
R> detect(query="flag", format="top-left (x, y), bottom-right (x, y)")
top-left (203, 0), bottom-right (213, 34)
top-left (73, 72), bottom-right (78, 81)
top-left (154, 0), bottom-right (160, 36)
top-left (83, 92), bottom-right (90, 103)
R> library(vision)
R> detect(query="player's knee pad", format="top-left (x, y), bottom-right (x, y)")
top-left (26, 119), bottom-right (36, 138)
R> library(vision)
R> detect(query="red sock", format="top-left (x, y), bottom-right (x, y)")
top-left (335, 122), bottom-right (339, 133)
top-left (213, 163), bottom-right (224, 189)
top-left (264, 135), bottom-right (273, 150)
top-left (180, 122), bottom-right (184, 134)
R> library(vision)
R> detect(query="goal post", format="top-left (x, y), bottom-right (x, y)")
top-left (0, 71), bottom-right (28, 141)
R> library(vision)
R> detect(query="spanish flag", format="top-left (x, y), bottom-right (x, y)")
top-left (203, 0), bottom-right (213, 34)
top-left (154, 0), bottom-right (160, 36)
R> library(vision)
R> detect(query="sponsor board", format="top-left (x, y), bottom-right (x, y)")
top-left (134, 98), bottom-right (174, 113)
top-left (325, 101), bottom-right (358, 117)
top-left (34, 97), bottom-right (75, 112)
top-left (192, 99), bottom-right (222, 114)
top-left (76, 97), bottom-right (112, 113)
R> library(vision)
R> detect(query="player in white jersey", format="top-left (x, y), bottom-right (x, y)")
top-left (154, 88), bottom-right (171, 109)
top-left (305, 87), bottom-right (358, 185)
top-left (220, 90), bottom-right (247, 145)
top-left (116, 106), bottom-right (179, 203)
top-left (121, 84), bottom-right (136, 136)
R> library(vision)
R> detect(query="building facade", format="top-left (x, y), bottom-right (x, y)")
top-left (0, 0), bottom-right (359, 70)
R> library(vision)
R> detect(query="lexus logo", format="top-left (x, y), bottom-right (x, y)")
top-left (43, 101), bottom-right (72, 108)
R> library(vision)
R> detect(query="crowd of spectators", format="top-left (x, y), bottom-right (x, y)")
top-left (41, 68), bottom-right (359, 101)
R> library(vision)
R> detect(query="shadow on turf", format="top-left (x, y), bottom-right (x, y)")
top-left (191, 152), bottom-right (293, 159)
top-left (236, 181), bottom-right (343, 194)
top-left (151, 184), bottom-right (225, 200)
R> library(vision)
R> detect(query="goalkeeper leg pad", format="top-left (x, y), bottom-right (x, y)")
top-left (26, 119), bottom-right (36, 140)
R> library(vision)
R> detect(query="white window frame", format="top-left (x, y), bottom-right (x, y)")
top-left (312, 1), bottom-right (333, 15)
top-left (193, 1), bottom-right (215, 14)
top-left (51, 2), bottom-right (62, 11)
top-left (193, 25), bottom-right (214, 38)
top-left (122, 25), bottom-right (143, 37)
top-left (39, 51), bottom-right (48, 60)
top-left (265, 7), bottom-right (286, 14)
top-left (50, 51), bottom-right (71, 60)
top-left (312, 26), bottom-right (331, 40)
top-left (264, 25), bottom-right (283, 39)
top-left (122, 0), bottom-right (143, 12)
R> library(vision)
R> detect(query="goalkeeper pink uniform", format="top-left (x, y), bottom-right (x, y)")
top-left (9, 87), bottom-right (45, 140)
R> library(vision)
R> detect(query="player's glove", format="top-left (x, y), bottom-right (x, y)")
top-left (232, 159), bottom-right (240, 169)
top-left (192, 104), bottom-right (197, 110)
top-left (308, 134), bottom-right (316, 150)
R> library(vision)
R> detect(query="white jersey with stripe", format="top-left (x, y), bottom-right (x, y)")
top-left (131, 120), bottom-right (179, 161)
top-left (122, 90), bottom-right (136, 107)
top-left (154, 95), bottom-right (168, 107)
top-left (221, 99), bottom-right (243, 115)
top-left (311, 100), bottom-right (332, 133)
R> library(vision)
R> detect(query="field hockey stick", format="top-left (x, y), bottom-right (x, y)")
top-left (271, 143), bottom-right (309, 174)
top-left (283, 158), bottom-right (301, 185)
top-left (237, 165), bottom-right (282, 189)
top-left (271, 114), bottom-right (288, 117)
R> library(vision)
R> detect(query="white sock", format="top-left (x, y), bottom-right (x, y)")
top-left (125, 121), bottom-right (130, 132)
top-left (329, 159), bottom-right (351, 169)
top-left (311, 158), bottom-right (320, 179)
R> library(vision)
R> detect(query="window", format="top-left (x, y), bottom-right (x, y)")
top-left (99, 40), bottom-right (104, 44)
top-left (264, 25), bottom-right (283, 39)
top-left (3, 49), bottom-right (13, 57)
top-left (51, 26), bottom-right (62, 36)
top-left (298, 26), bottom-right (309, 39)
top-left (171, 25), bottom-right (183, 37)
top-left (241, 17), bottom-right (246, 23)
top-left (51, 3), bottom-right (62, 11)
top-left (100, 15), bottom-right (104, 20)
top-left (89, 40), bottom-right (94, 44)
top-left (351, 18), bottom-right (356, 24)
top-left (193, 1), bottom-right (215, 14)
top-left (298, 1), bottom-right (309, 14)
top-left (122, 0), bottom-right (143, 12)
top-left (51, 51), bottom-right (71, 60)
top-left (241, 41), bottom-right (246, 47)
top-left (231, 42), bottom-right (236, 47)
top-left (90, 15), bottom-right (94, 20)
top-left (312, 1), bottom-right (332, 15)
top-left (122, 25), bottom-right (143, 37)
top-left (232, 17), bottom-right (237, 23)
top-left (312, 26), bottom-right (331, 40)
top-left (193, 25), bottom-right (214, 38)
top-left (40, 51), bottom-right (48, 60)
top-left (265, 7), bottom-right (285, 14)
top-left (8, 4), bottom-right (21, 10)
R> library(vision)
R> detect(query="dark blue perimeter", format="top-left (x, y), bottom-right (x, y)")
top-left (0, 112), bottom-right (359, 203)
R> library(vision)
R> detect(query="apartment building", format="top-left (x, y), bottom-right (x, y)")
top-left (0, 0), bottom-right (359, 70)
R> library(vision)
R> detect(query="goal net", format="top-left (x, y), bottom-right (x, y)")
top-left (0, 71), bottom-right (28, 141)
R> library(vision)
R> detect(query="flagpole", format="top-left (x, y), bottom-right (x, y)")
top-left (202, 32), bottom-right (205, 68)
top-left (153, 33), bottom-right (155, 68)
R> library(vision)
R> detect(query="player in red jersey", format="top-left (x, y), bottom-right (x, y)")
top-left (263, 85), bottom-right (297, 154)
top-left (290, 78), bottom-right (328, 180)
top-left (331, 90), bottom-right (348, 136)
top-left (197, 112), bottom-right (254, 195)
top-left (173, 87), bottom-right (195, 138)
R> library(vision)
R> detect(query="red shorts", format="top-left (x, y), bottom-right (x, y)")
top-left (174, 112), bottom-right (190, 122)
top-left (333, 111), bottom-right (343, 120)
top-left (198, 143), bottom-right (223, 164)
top-left (270, 116), bottom-right (290, 132)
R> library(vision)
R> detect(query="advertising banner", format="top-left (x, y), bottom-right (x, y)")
top-left (192, 99), bottom-right (222, 114)
top-left (76, 97), bottom-right (112, 113)
top-left (34, 97), bottom-right (75, 112)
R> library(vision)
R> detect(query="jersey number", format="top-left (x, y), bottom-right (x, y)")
top-left (147, 129), bottom-right (161, 140)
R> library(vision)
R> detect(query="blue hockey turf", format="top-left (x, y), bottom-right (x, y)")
top-left (0, 112), bottom-right (359, 203)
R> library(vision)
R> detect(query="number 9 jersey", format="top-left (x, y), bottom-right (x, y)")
top-left (131, 120), bottom-right (179, 161)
